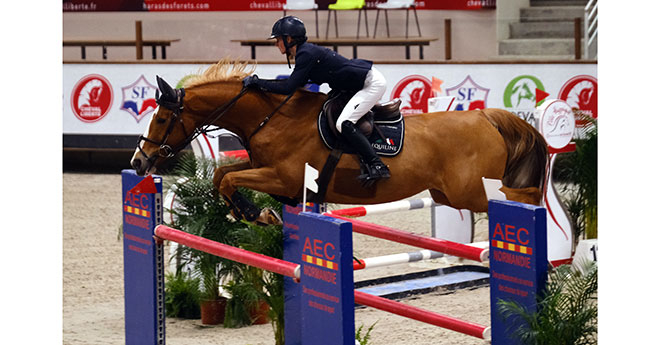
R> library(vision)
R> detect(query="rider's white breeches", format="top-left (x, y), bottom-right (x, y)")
top-left (336, 66), bottom-right (387, 133)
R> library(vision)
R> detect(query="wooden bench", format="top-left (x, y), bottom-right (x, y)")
top-left (63, 39), bottom-right (180, 60)
top-left (231, 37), bottom-right (438, 60)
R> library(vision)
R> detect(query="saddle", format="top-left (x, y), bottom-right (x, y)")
top-left (318, 90), bottom-right (405, 156)
top-left (310, 91), bottom-right (405, 204)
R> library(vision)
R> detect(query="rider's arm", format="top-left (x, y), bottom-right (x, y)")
top-left (253, 49), bottom-right (314, 95)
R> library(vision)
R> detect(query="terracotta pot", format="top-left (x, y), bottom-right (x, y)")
top-left (250, 299), bottom-right (270, 325)
top-left (200, 298), bottom-right (226, 325)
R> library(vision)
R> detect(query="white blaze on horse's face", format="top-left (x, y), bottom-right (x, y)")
top-left (130, 108), bottom-right (161, 175)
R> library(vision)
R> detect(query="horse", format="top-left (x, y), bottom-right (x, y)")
top-left (131, 59), bottom-right (548, 225)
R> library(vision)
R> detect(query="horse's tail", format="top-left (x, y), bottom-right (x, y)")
top-left (481, 108), bottom-right (548, 190)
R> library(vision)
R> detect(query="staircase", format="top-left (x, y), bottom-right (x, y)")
top-left (498, 0), bottom-right (590, 60)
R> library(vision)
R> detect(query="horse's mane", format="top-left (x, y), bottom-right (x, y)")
top-left (182, 58), bottom-right (256, 88)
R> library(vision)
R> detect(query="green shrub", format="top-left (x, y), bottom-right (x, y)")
top-left (553, 111), bottom-right (598, 240)
top-left (497, 261), bottom-right (598, 345)
top-left (164, 271), bottom-right (201, 319)
top-left (165, 153), bottom-right (286, 344)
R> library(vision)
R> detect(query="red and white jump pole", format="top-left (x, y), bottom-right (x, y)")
top-left (154, 225), bottom-right (300, 279)
top-left (353, 250), bottom-right (443, 270)
top-left (327, 215), bottom-right (489, 262)
top-left (155, 225), bottom-right (488, 340)
top-left (326, 198), bottom-right (436, 217)
top-left (155, 224), bottom-right (489, 340)
top-left (354, 291), bottom-right (491, 340)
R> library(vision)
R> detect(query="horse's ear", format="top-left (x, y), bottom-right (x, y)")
top-left (156, 75), bottom-right (176, 102)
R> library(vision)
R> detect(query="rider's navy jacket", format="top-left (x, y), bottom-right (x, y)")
top-left (254, 42), bottom-right (373, 94)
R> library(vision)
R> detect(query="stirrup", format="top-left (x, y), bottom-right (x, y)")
top-left (357, 159), bottom-right (390, 188)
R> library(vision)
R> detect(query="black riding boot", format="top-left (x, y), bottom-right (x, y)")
top-left (340, 120), bottom-right (391, 187)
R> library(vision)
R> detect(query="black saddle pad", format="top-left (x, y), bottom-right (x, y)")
top-left (317, 112), bottom-right (405, 157)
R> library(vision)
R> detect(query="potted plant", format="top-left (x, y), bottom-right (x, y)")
top-left (165, 154), bottom-right (246, 326)
top-left (197, 255), bottom-right (227, 325)
top-left (165, 153), bottom-right (286, 339)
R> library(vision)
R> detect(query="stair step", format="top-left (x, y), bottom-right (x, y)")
top-left (521, 6), bottom-right (585, 22)
top-left (510, 21), bottom-right (581, 38)
top-left (499, 38), bottom-right (582, 55)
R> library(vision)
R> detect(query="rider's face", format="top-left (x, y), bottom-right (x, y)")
top-left (275, 37), bottom-right (286, 54)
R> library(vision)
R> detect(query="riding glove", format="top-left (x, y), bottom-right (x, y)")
top-left (242, 75), bottom-right (260, 88)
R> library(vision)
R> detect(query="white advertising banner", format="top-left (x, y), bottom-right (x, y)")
top-left (63, 62), bottom-right (597, 135)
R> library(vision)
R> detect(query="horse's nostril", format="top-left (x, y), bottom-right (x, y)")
top-left (131, 159), bottom-right (141, 171)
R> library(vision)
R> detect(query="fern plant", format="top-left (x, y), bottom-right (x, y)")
top-left (165, 153), bottom-right (286, 344)
top-left (164, 271), bottom-right (201, 319)
top-left (497, 261), bottom-right (598, 345)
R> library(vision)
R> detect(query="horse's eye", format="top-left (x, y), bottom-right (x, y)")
top-left (156, 117), bottom-right (167, 124)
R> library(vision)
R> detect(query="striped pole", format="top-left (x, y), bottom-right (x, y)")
top-left (328, 215), bottom-right (488, 262)
top-left (354, 290), bottom-right (491, 340)
top-left (353, 250), bottom-right (443, 270)
top-left (326, 198), bottom-right (436, 217)
top-left (154, 225), bottom-right (300, 279)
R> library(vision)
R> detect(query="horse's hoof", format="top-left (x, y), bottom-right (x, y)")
top-left (255, 208), bottom-right (283, 226)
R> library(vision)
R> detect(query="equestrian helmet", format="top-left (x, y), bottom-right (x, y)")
top-left (269, 16), bottom-right (307, 42)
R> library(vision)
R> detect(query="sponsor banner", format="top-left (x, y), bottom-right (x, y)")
top-left (63, 63), bottom-right (596, 135)
top-left (558, 74), bottom-right (598, 122)
top-left (63, 0), bottom-right (495, 12)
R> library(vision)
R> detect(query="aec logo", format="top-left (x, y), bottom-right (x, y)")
top-left (558, 75), bottom-right (597, 124)
top-left (70, 74), bottom-right (113, 123)
top-left (120, 75), bottom-right (158, 122)
top-left (503, 75), bottom-right (547, 127)
top-left (390, 75), bottom-right (432, 116)
top-left (445, 75), bottom-right (489, 111)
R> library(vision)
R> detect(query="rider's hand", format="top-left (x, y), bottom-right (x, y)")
top-left (242, 75), bottom-right (260, 88)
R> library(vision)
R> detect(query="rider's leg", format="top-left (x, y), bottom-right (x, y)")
top-left (336, 67), bottom-right (389, 185)
top-left (340, 120), bottom-right (390, 184)
top-left (335, 66), bottom-right (387, 133)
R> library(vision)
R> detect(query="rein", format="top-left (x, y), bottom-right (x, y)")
top-left (244, 92), bottom-right (295, 156)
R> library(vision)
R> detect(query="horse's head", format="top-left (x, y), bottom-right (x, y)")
top-left (131, 76), bottom-right (196, 176)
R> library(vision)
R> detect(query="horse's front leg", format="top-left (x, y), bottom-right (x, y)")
top-left (213, 160), bottom-right (260, 222)
top-left (219, 166), bottom-right (292, 226)
top-left (212, 160), bottom-right (252, 191)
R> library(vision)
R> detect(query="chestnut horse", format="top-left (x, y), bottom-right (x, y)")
top-left (131, 60), bottom-right (548, 225)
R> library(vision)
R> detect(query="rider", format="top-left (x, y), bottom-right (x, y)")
top-left (242, 16), bottom-right (390, 186)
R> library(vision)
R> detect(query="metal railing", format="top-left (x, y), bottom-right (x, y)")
top-left (584, 0), bottom-right (598, 59)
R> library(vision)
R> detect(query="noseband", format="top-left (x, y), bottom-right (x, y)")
top-left (136, 86), bottom-right (249, 167)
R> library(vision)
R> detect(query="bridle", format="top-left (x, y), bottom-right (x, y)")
top-left (136, 86), bottom-right (249, 167)
top-left (136, 83), bottom-right (294, 168)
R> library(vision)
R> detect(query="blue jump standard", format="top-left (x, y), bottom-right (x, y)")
top-left (123, 170), bottom-right (548, 345)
